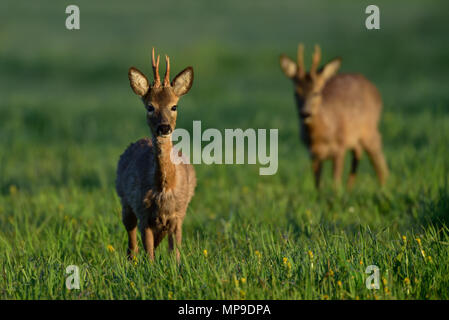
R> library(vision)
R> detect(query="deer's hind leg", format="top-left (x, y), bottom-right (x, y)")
top-left (122, 205), bottom-right (138, 259)
top-left (171, 219), bottom-right (183, 263)
top-left (363, 131), bottom-right (389, 186)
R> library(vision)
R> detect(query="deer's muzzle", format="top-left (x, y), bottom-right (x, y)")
top-left (300, 110), bottom-right (312, 119)
top-left (157, 124), bottom-right (172, 136)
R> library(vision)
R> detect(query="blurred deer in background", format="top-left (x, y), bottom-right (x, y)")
top-left (280, 44), bottom-right (388, 189)
top-left (116, 48), bottom-right (196, 262)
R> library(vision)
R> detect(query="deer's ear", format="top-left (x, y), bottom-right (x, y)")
top-left (279, 55), bottom-right (297, 79)
top-left (172, 67), bottom-right (194, 97)
top-left (128, 67), bottom-right (149, 96)
top-left (320, 58), bottom-right (341, 82)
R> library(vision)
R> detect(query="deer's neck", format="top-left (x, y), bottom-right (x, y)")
top-left (153, 137), bottom-right (176, 192)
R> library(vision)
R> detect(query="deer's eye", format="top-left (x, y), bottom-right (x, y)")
top-left (171, 105), bottom-right (177, 111)
top-left (146, 105), bottom-right (154, 113)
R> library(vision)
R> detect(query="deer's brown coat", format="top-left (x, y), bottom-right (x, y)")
top-left (280, 44), bottom-right (388, 188)
top-left (116, 49), bottom-right (196, 261)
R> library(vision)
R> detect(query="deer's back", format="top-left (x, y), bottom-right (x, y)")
top-left (322, 73), bottom-right (382, 127)
top-left (304, 74), bottom-right (383, 157)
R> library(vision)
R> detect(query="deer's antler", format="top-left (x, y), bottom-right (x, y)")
top-left (163, 55), bottom-right (170, 87)
top-left (310, 44), bottom-right (321, 79)
top-left (152, 47), bottom-right (161, 87)
top-left (297, 43), bottom-right (306, 79)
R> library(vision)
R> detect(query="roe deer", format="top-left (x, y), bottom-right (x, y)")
top-left (116, 48), bottom-right (196, 261)
top-left (279, 44), bottom-right (388, 189)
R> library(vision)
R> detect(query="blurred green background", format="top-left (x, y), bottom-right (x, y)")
top-left (0, 0), bottom-right (448, 299)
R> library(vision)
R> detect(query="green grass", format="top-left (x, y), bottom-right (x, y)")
top-left (1, 0), bottom-right (449, 299)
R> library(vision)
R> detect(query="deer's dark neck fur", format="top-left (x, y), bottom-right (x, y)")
top-left (295, 95), bottom-right (328, 148)
top-left (153, 137), bottom-right (177, 192)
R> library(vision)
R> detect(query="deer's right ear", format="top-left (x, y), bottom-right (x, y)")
top-left (128, 67), bottom-right (149, 97)
top-left (320, 58), bottom-right (342, 82)
top-left (279, 55), bottom-right (297, 79)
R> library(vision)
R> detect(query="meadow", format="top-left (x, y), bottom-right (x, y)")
top-left (0, 0), bottom-right (449, 299)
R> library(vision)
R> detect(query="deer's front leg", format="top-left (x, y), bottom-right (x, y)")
top-left (312, 157), bottom-right (322, 189)
top-left (347, 147), bottom-right (362, 190)
top-left (141, 226), bottom-right (155, 261)
top-left (168, 233), bottom-right (174, 253)
top-left (332, 152), bottom-right (345, 188)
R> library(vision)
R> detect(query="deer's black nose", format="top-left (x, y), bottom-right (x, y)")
top-left (300, 110), bottom-right (311, 118)
top-left (157, 124), bottom-right (172, 135)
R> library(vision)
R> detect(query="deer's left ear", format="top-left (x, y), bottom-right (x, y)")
top-left (320, 58), bottom-right (342, 82)
top-left (128, 67), bottom-right (149, 96)
top-left (279, 55), bottom-right (298, 79)
top-left (172, 67), bottom-right (194, 97)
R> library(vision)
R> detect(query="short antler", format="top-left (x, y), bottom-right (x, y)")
top-left (310, 44), bottom-right (321, 79)
top-left (297, 43), bottom-right (306, 79)
top-left (163, 55), bottom-right (170, 87)
top-left (152, 47), bottom-right (161, 87)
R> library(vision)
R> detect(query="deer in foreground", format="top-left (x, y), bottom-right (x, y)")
top-left (116, 48), bottom-right (196, 261)
top-left (279, 44), bottom-right (388, 189)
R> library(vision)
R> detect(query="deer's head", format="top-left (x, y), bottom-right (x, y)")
top-left (280, 44), bottom-right (341, 122)
top-left (128, 48), bottom-right (194, 139)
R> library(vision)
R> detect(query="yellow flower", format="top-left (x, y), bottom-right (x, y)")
top-left (328, 269), bottom-right (334, 277)
top-left (241, 277), bottom-right (246, 284)
top-left (9, 185), bottom-right (17, 195)
top-left (307, 250), bottom-right (314, 260)
top-left (420, 249), bottom-right (426, 259)
top-left (130, 281), bottom-right (135, 288)
top-left (283, 257), bottom-right (288, 265)
top-left (322, 294), bottom-right (329, 300)
top-left (427, 256), bottom-right (433, 263)
top-left (415, 237), bottom-right (426, 259)
top-left (404, 277), bottom-right (411, 285)
top-left (168, 291), bottom-right (173, 299)
top-left (107, 244), bottom-right (115, 253)
top-left (337, 280), bottom-right (342, 288)
top-left (255, 250), bottom-right (261, 258)
top-left (307, 251), bottom-right (314, 268)
top-left (402, 235), bottom-right (407, 243)
top-left (305, 209), bottom-right (312, 219)
top-left (133, 255), bottom-right (138, 266)
top-left (382, 277), bottom-right (388, 286)
top-left (203, 249), bottom-right (208, 257)
top-left (359, 260), bottom-right (364, 266)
